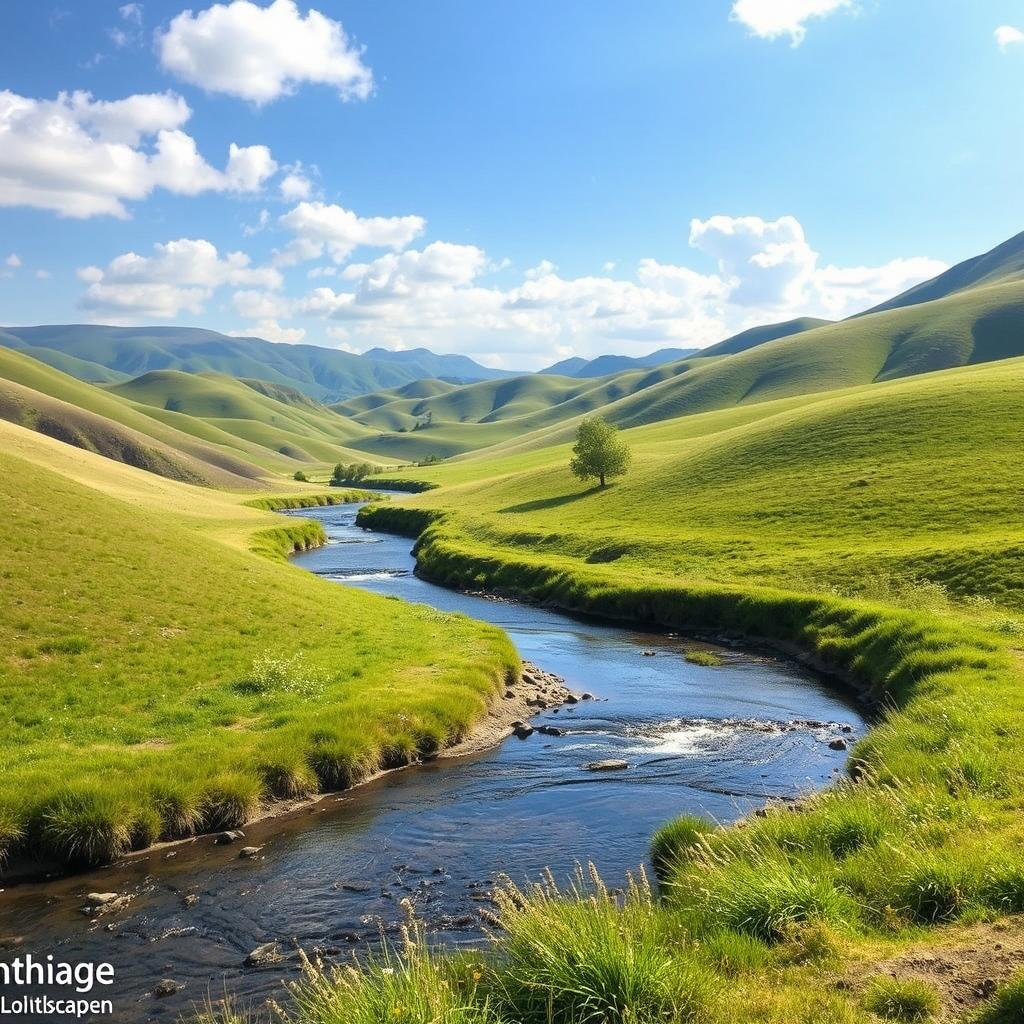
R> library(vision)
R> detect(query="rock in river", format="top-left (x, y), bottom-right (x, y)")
top-left (829, 738), bottom-right (849, 751)
top-left (245, 941), bottom-right (283, 967)
top-left (584, 759), bottom-right (629, 772)
top-left (154, 980), bottom-right (182, 999)
top-left (511, 721), bottom-right (534, 739)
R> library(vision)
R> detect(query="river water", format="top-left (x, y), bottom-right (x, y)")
top-left (0, 499), bottom-right (864, 1022)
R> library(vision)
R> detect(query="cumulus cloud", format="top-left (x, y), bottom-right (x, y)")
top-left (158, 0), bottom-right (373, 104)
top-left (279, 164), bottom-right (314, 201)
top-left (276, 201), bottom-right (425, 264)
top-left (79, 237), bottom-right (281, 321)
top-left (229, 318), bottom-right (306, 343)
top-left (0, 89), bottom-right (277, 218)
top-left (689, 214), bottom-right (946, 319)
top-left (996, 25), bottom-right (1024, 50)
top-left (222, 211), bottom-right (943, 367)
top-left (731, 0), bottom-right (855, 45)
top-left (5, 253), bottom-right (21, 268)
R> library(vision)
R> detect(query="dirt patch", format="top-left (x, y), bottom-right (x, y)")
top-left (845, 917), bottom-right (1024, 1021)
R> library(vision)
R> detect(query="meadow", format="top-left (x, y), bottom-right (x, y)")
top-left (312, 354), bottom-right (1024, 1023)
top-left (0, 420), bottom-right (517, 871)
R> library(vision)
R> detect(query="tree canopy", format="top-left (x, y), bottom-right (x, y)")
top-left (569, 416), bottom-right (631, 488)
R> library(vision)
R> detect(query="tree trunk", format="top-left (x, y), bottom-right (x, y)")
top-left (599, 473), bottom-right (606, 487)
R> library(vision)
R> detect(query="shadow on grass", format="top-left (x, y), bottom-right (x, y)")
top-left (500, 486), bottom-right (604, 514)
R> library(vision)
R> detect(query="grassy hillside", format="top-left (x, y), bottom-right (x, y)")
top-left (0, 417), bottom-right (516, 872)
top-left (698, 315), bottom-right (832, 356)
top-left (0, 326), bottom-right (516, 402)
top-left (334, 277), bottom-right (1024, 467)
top-left (866, 228), bottom-right (1024, 314)
top-left (337, 355), bottom-right (1024, 1023)
top-left (0, 349), bottom-right (381, 481)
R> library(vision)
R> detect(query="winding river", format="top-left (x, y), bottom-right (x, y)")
top-left (0, 498), bottom-right (865, 1021)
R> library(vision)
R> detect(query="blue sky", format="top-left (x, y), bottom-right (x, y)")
top-left (1, 0), bottom-right (1022, 369)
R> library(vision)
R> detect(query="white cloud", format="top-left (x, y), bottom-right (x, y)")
top-left (280, 166), bottom-right (313, 201)
top-left (225, 211), bottom-right (943, 368)
top-left (243, 208), bottom-right (270, 237)
top-left (230, 318), bottom-right (306, 343)
top-left (732, 0), bottom-right (854, 45)
top-left (120, 3), bottom-right (143, 25)
top-left (996, 25), bottom-right (1024, 50)
top-left (602, 261), bottom-right (617, 273)
top-left (525, 259), bottom-right (558, 280)
top-left (277, 201), bottom-right (425, 264)
top-left (35, 269), bottom-right (51, 280)
top-left (79, 238), bottom-right (281, 322)
top-left (689, 214), bottom-right (946, 319)
top-left (158, 0), bottom-right (373, 105)
top-left (0, 89), bottom-right (277, 218)
top-left (5, 253), bottom-right (20, 268)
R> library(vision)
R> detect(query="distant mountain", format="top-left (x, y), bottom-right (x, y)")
top-left (539, 348), bottom-right (699, 378)
top-left (0, 326), bottom-right (518, 403)
top-left (864, 229), bottom-right (1024, 316)
top-left (700, 318), bottom-right (833, 358)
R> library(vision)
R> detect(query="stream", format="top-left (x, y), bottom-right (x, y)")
top-left (0, 498), bottom-right (865, 1022)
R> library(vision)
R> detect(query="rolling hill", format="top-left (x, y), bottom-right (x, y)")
top-left (0, 347), bottom-right (382, 485)
top-left (336, 243), bottom-right (1024, 462)
top-left (0, 325), bottom-right (517, 402)
top-left (538, 347), bottom-right (699, 377)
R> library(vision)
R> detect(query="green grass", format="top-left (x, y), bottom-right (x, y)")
top-left (307, 353), bottom-right (1024, 1023)
top-left (862, 977), bottom-right (940, 1021)
top-left (0, 430), bottom-right (517, 871)
top-left (974, 975), bottom-right (1024, 1023)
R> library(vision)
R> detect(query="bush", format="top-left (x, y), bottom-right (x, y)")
top-left (293, 470), bottom-right (309, 482)
top-left (862, 976), bottom-right (939, 1021)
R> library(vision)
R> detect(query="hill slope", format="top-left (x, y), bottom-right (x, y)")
top-left (0, 326), bottom-right (516, 402)
top-left (866, 228), bottom-right (1024, 315)
top-left (0, 417), bottom-right (515, 870)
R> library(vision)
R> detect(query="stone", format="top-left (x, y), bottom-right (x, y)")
top-left (86, 892), bottom-right (120, 905)
top-left (182, 893), bottom-right (199, 907)
top-left (154, 980), bottom-right (181, 999)
top-left (538, 725), bottom-right (563, 737)
top-left (215, 830), bottom-right (244, 845)
top-left (581, 692), bottom-right (595, 701)
top-left (512, 723), bottom-right (534, 739)
top-left (238, 846), bottom-right (262, 860)
top-left (583, 759), bottom-right (628, 771)
top-left (829, 738), bottom-right (849, 751)
top-left (245, 941), bottom-right (282, 967)
top-left (564, 694), bottom-right (579, 704)
top-left (642, 651), bottom-right (656, 657)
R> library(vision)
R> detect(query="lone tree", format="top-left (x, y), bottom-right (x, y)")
top-left (569, 415), bottom-right (631, 488)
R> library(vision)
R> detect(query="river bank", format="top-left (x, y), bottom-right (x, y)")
top-left (0, 500), bottom-right (859, 1022)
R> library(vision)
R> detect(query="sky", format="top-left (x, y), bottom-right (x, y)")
top-left (1, 0), bottom-right (1023, 370)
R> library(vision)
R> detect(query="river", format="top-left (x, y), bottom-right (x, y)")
top-left (0, 498), bottom-right (865, 1021)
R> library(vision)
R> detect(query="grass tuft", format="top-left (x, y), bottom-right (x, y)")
top-left (862, 976), bottom-right (940, 1021)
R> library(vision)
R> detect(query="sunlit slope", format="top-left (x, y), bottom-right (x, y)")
top-left (339, 279), bottom-right (1024, 464)
top-left (393, 356), bottom-right (1024, 607)
top-left (0, 422), bottom-right (515, 868)
top-left (0, 347), bottom-right (270, 486)
top-left (866, 227), bottom-right (1024, 315)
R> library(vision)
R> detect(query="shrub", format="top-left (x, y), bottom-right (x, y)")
top-left (862, 976), bottom-right (939, 1021)
top-left (293, 470), bottom-right (309, 482)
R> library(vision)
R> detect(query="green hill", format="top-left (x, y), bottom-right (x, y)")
top-left (0, 326), bottom-right (518, 403)
top-left (866, 228), bottom-right (1024, 314)
top-left (699, 316), bottom-right (832, 356)
top-left (0, 417), bottom-right (515, 872)
top-left (349, 353), bottom-right (1024, 1024)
